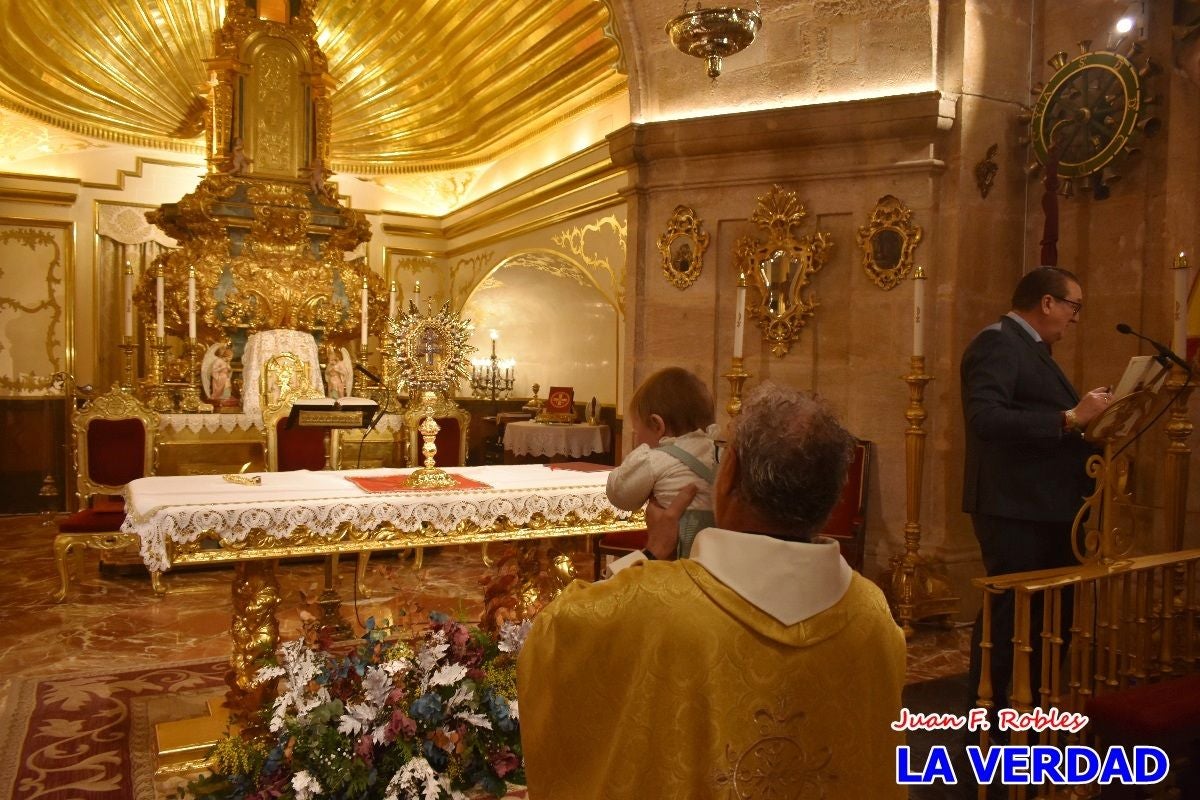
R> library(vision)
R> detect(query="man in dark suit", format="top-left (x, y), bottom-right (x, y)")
top-left (961, 266), bottom-right (1110, 715)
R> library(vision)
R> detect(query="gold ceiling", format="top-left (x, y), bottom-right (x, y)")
top-left (0, 0), bottom-right (625, 174)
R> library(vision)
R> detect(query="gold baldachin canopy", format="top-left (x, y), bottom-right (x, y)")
top-left (0, 0), bottom-right (623, 172)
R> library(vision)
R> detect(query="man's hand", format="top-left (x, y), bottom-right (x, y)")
top-left (644, 483), bottom-right (700, 560)
top-left (1074, 386), bottom-right (1113, 427)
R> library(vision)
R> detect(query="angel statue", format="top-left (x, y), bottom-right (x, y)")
top-left (201, 342), bottom-right (234, 402)
top-left (325, 346), bottom-right (353, 399)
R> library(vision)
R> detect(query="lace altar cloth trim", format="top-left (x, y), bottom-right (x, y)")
top-left (158, 412), bottom-right (406, 434)
top-left (122, 464), bottom-right (631, 573)
top-left (503, 421), bottom-right (609, 458)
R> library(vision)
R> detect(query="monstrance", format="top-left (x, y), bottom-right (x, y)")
top-left (381, 298), bottom-right (475, 487)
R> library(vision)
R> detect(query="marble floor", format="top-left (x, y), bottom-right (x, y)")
top-left (1, 512), bottom-right (972, 797)
top-left (0, 512), bottom-right (969, 699)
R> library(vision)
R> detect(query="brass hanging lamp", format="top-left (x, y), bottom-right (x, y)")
top-left (666, 1), bottom-right (763, 80)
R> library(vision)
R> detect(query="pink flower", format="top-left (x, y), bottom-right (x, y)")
top-left (356, 733), bottom-right (374, 761)
top-left (386, 708), bottom-right (417, 740)
top-left (489, 745), bottom-right (520, 778)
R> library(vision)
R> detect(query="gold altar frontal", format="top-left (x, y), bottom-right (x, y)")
top-left (121, 463), bottom-right (642, 722)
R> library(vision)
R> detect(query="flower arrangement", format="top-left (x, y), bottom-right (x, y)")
top-left (185, 613), bottom-right (530, 800)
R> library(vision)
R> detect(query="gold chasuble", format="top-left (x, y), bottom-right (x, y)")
top-left (517, 559), bottom-right (906, 799)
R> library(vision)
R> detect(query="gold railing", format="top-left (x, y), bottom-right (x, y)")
top-left (973, 548), bottom-right (1200, 799)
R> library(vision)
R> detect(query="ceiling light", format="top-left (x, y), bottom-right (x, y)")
top-left (1115, 17), bottom-right (1135, 34)
top-left (666, 1), bottom-right (763, 80)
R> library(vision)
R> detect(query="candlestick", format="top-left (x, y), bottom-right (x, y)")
top-left (388, 280), bottom-right (398, 319)
top-left (155, 270), bottom-right (165, 340)
top-left (123, 261), bottom-right (134, 338)
top-left (912, 265), bottom-right (926, 357)
top-left (733, 272), bottom-right (747, 358)
top-left (1173, 252), bottom-right (1189, 355)
top-left (187, 266), bottom-right (197, 341)
top-left (360, 276), bottom-right (369, 348)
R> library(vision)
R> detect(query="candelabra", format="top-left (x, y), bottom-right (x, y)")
top-left (119, 336), bottom-right (138, 390)
top-left (470, 338), bottom-right (515, 402)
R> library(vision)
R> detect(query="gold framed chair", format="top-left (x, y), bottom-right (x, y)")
top-left (54, 384), bottom-right (159, 601)
top-left (261, 352), bottom-right (332, 472)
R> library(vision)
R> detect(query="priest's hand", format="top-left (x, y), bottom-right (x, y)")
top-left (644, 483), bottom-right (700, 560)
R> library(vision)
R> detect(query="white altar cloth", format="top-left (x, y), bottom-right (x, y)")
top-left (122, 464), bottom-right (629, 573)
top-left (504, 421), bottom-right (609, 458)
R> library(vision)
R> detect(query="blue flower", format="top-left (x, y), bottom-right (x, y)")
top-left (410, 692), bottom-right (443, 723)
top-left (484, 690), bottom-right (515, 733)
top-left (422, 738), bottom-right (449, 770)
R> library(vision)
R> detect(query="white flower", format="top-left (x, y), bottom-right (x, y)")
top-left (509, 698), bottom-right (520, 721)
top-left (430, 663), bottom-right (468, 688)
top-left (445, 683), bottom-right (474, 711)
top-left (454, 711), bottom-right (492, 730)
top-left (292, 770), bottom-right (322, 800)
top-left (362, 664), bottom-right (394, 707)
top-left (384, 756), bottom-right (441, 800)
top-left (497, 619), bottom-right (533, 653)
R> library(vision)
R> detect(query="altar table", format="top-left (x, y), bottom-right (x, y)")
top-left (120, 464), bottom-right (642, 698)
top-left (503, 420), bottom-right (610, 458)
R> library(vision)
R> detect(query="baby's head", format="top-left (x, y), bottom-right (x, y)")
top-left (628, 367), bottom-right (714, 448)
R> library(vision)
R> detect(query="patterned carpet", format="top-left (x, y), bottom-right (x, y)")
top-left (1, 658), bottom-right (229, 800)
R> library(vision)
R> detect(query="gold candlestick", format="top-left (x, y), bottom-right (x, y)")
top-left (119, 336), bottom-right (138, 389)
top-left (723, 356), bottom-right (750, 417)
top-left (146, 336), bottom-right (175, 413)
top-left (888, 354), bottom-right (959, 637)
top-left (178, 338), bottom-right (202, 412)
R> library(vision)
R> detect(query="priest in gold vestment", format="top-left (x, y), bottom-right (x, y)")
top-left (518, 385), bottom-right (906, 799)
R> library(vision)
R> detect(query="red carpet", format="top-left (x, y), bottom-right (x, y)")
top-left (1, 659), bottom-right (228, 800)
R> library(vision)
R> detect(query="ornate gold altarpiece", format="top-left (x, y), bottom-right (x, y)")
top-left (129, 1), bottom-right (381, 420)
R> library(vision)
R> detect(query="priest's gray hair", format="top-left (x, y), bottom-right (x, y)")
top-left (732, 383), bottom-right (855, 540)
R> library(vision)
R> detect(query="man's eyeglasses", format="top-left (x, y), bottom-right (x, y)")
top-left (1052, 295), bottom-right (1083, 316)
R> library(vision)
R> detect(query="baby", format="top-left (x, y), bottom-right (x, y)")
top-left (606, 367), bottom-right (717, 558)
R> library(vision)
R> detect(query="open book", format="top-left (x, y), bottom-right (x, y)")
top-left (1112, 355), bottom-right (1168, 400)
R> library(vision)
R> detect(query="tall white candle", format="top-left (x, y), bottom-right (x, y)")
top-left (388, 280), bottom-right (398, 319)
top-left (360, 276), bottom-right (369, 348)
top-left (733, 272), bottom-right (747, 358)
top-left (123, 262), bottom-right (134, 339)
top-left (912, 265), bottom-right (926, 357)
top-left (155, 271), bottom-right (165, 340)
top-left (187, 266), bottom-right (197, 340)
top-left (1174, 252), bottom-right (1190, 355)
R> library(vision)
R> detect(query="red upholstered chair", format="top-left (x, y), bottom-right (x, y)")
top-left (261, 352), bottom-right (331, 472)
top-left (820, 439), bottom-right (871, 572)
top-left (53, 385), bottom-right (159, 601)
top-left (594, 439), bottom-right (872, 576)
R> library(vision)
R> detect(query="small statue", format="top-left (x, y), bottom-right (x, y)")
top-left (202, 343), bottom-right (234, 402)
top-left (221, 137), bottom-right (252, 176)
top-left (308, 156), bottom-right (333, 199)
top-left (325, 346), bottom-right (353, 399)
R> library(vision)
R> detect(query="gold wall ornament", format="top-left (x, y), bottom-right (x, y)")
top-left (856, 195), bottom-right (923, 291)
top-left (975, 143), bottom-right (999, 199)
top-left (735, 185), bottom-right (832, 357)
top-left (657, 205), bottom-right (709, 290)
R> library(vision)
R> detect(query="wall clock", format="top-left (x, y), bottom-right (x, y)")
top-left (1027, 45), bottom-right (1158, 196)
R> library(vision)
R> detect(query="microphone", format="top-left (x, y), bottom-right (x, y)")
top-left (1115, 323), bottom-right (1192, 374)
top-left (354, 362), bottom-right (382, 384)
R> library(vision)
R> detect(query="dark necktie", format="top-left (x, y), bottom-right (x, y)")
top-left (1042, 341), bottom-right (1052, 356)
